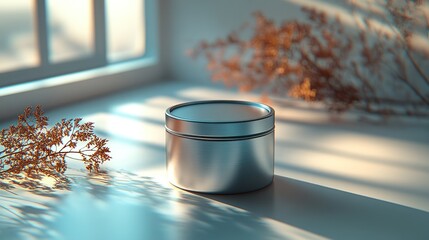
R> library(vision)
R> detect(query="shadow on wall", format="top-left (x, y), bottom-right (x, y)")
top-left (167, 0), bottom-right (429, 120)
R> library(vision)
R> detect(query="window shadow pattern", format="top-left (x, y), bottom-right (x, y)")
top-left (0, 170), bottom-right (282, 240)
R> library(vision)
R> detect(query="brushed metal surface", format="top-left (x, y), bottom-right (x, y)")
top-left (165, 100), bottom-right (275, 194)
top-left (166, 131), bottom-right (274, 194)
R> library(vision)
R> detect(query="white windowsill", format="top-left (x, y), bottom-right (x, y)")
top-left (0, 57), bottom-right (157, 97)
top-left (0, 56), bottom-right (163, 121)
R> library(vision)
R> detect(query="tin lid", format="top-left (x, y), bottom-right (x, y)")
top-left (165, 100), bottom-right (274, 138)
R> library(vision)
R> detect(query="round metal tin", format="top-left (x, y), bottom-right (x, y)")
top-left (165, 100), bottom-right (275, 194)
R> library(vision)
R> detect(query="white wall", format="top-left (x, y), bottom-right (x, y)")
top-left (161, 0), bottom-right (304, 84)
top-left (161, 0), bottom-right (359, 84)
top-left (160, 0), bottom-right (429, 107)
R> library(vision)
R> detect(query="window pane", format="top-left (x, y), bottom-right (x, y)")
top-left (0, 1), bottom-right (38, 72)
top-left (106, 0), bottom-right (145, 62)
top-left (47, 0), bottom-right (93, 63)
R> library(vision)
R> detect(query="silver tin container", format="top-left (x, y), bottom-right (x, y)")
top-left (165, 100), bottom-right (275, 194)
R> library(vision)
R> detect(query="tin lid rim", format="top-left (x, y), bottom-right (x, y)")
top-left (165, 100), bottom-right (274, 124)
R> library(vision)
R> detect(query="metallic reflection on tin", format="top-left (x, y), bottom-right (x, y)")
top-left (165, 100), bottom-right (275, 194)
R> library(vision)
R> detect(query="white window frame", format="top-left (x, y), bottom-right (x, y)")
top-left (0, 0), bottom-right (159, 87)
top-left (0, 0), bottom-right (160, 120)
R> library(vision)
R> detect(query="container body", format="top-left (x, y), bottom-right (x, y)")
top-left (165, 100), bottom-right (275, 194)
top-left (166, 131), bottom-right (274, 194)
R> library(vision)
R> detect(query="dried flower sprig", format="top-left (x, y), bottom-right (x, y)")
top-left (190, 1), bottom-right (429, 116)
top-left (0, 106), bottom-right (111, 187)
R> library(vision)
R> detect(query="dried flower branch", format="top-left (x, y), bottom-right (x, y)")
top-left (0, 106), bottom-right (111, 188)
top-left (190, 1), bottom-right (429, 116)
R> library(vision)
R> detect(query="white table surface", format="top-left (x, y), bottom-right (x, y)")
top-left (1, 81), bottom-right (429, 240)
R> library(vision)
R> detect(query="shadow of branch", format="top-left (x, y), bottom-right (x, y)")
top-left (0, 170), bottom-right (282, 240)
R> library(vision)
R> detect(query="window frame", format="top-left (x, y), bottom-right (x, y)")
top-left (0, 0), bottom-right (155, 88)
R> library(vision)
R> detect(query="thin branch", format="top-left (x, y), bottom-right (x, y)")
top-left (58, 123), bottom-right (76, 153)
top-left (0, 151), bottom-right (26, 160)
top-left (405, 49), bottom-right (429, 85)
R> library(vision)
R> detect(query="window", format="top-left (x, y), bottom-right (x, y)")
top-left (0, 0), bottom-right (149, 88)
